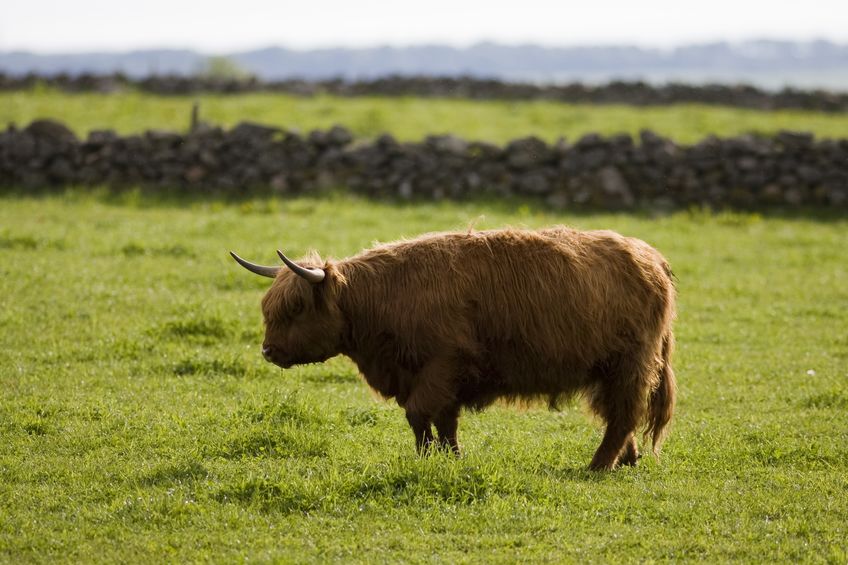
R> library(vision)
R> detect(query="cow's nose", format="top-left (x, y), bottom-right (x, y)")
top-left (262, 345), bottom-right (273, 360)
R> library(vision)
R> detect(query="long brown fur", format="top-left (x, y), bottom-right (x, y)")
top-left (255, 227), bottom-right (677, 470)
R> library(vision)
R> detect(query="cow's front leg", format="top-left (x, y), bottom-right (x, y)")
top-left (405, 411), bottom-right (434, 453)
top-left (433, 404), bottom-right (461, 455)
top-left (403, 356), bottom-right (459, 455)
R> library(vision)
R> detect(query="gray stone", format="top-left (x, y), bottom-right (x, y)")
top-left (576, 133), bottom-right (604, 149)
top-left (327, 125), bottom-right (353, 146)
top-left (597, 166), bottom-right (635, 208)
top-left (25, 119), bottom-right (77, 143)
top-left (516, 172), bottom-right (551, 195)
top-left (761, 184), bottom-right (783, 204)
top-left (784, 188), bottom-right (804, 205)
top-left (506, 136), bottom-right (549, 169)
top-left (270, 173), bottom-right (288, 193)
top-left (426, 135), bottom-right (468, 155)
top-left (398, 180), bottom-right (413, 200)
top-left (86, 130), bottom-right (119, 144)
top-left (230, 121), bottom-right (281, 140)
top-left (827, 189), bottom-right (847, 206)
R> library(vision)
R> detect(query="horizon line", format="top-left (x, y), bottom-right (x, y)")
top-left (3, 36), bottom-right (848, 57)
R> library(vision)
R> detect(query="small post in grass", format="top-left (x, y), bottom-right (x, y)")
top-left (190, 101), bottom-right (200, 133)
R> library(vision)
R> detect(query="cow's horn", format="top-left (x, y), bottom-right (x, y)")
top-left (229, 251), bottom-right (280, 278)
top-left (277, 250), bottom-right (326, 284)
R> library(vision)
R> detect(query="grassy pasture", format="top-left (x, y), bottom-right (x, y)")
top-left (1, 191), bottom-right (846, 563)
top-left (4, 88), bottom-right (848, 143)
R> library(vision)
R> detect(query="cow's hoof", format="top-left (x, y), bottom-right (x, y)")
top-left (587, 460), bottom-right (615, 472)
top-left (619, 450), bottom-right (641, 467)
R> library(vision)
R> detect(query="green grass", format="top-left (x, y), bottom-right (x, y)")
top-left (5, 88), bottom-right (848, 144)
top-left (1, 190), bottom-right (846, 563)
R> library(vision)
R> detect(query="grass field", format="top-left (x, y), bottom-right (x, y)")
top-left (5, 88), bottom-right (848, 144)
top-left (1, 191), bottom-right (846, 562)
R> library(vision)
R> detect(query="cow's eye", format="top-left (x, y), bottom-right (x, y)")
top-left (289, 299), bottom-right (304, 317)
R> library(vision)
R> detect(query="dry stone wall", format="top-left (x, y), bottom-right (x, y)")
top-left (2, 73), bottom-right (848, 112)
top-left (2, 119), bottom-right (847, 209)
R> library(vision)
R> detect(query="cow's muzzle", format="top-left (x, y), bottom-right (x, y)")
top-left (261, 345), bottom-right (273, 362)
top-left (261, 344), bottom-right (294, 368)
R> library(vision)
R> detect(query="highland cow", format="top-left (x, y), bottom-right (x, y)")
top-left (231, 227), bottom-right (677, 470)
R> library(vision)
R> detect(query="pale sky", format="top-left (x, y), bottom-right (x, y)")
top-left (2, 0), bottom-right (847, 53)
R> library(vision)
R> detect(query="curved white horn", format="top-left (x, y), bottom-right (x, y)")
top-left (229, 251), bottom-right (280, 278)
top-left (277, 250), bottom-right (325, 284)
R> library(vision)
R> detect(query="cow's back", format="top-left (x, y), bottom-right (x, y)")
top-left (463, 229), bottom-right (669, 371)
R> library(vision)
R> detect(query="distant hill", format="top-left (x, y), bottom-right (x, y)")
top-left (3, 40), bottom-right (848, 89)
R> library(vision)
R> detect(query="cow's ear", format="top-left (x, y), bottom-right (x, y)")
top-left (312, 262), bottom-right (345, 305)
top-left (324, 260), bottom-right (346, 287)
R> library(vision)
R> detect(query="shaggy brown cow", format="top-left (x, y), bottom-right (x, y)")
top-left (231, 227), bottom-right (677, 470)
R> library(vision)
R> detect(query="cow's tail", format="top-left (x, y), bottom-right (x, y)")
top-left (646, 331), bottom-right (676, 454)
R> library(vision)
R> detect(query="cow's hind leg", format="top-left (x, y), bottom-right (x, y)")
top-left (589, 416), bottom-right (635, 471)
top-left (588, 350), bottom-right (654, 471)
top-left (618, 433), bottom-right (640, 467)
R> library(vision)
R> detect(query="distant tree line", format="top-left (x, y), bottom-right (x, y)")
top-left (2, 70), bottom-right (848, 112)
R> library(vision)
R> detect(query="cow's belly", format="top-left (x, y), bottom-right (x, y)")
top-left (457, 343), bottom-right (592, 408)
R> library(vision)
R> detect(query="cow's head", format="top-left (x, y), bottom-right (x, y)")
top-left (231, 250), bottom-right (346, 368)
